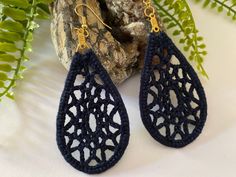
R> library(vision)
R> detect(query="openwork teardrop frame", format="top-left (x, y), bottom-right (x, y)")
top-left (140, 32), bottom-right (207, 148)
top-left (57, 50), bottom-right (130, 174)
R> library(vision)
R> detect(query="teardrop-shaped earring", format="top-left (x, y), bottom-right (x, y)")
top-left (139, 1), bottom-right (207, 148)
top-left (57, 4), bottom-right (129, 174)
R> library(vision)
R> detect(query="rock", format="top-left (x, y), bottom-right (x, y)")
top-left (50, 0), bottom-right (163, 84)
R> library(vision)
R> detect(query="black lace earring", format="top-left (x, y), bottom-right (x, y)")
top-left (139, 0), bottom-right (207, 148)
top-left (56, 4), bottom-right (129, 174)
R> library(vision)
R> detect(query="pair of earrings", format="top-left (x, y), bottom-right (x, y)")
top-left (57, 1), bottom-right (207, 174)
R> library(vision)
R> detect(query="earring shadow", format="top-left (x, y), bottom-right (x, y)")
top-left (1, 18), bottom-right (236, 175)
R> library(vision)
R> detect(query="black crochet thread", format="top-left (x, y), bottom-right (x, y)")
top-left (140, 32), bottom-right (207, 148)
top-left (57, 50), bottom-right (130, 174)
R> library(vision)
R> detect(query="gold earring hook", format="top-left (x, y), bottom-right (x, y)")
top-left (74, 3), bottom-right (112, 52)
top-left (74, 3), bottom-right (112, 30)
top-left (143, 0), bottom-right (160, 33)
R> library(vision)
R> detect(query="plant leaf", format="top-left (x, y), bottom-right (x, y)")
top-left (6, 92), bottom-right (14, 99)
top-left (0, 54), bottom-right (17, 62)
top-left (0, 42), bottom-right (18, 52)
top-left (0, 30), bottom-right (22, 42)
top-left (0, 72), bottom-right (8, 81)
top-left (193, 0), bottom-right (236, 21)
top-left (2, 6), bottom-right (27, 21)
top-left (36, 7), bottom-right (50, 19)
top-left (153, 0), bottom-right (208, 78)
top-left (0, 0), bottom-right (52, 101)
top-left (36, 0), bottom-right (54, 4)
top-left (0, 20), bottom-right (24, 32)
top-left (0, 81), bottom-right (5, 88)
top-left (0, 0), bottom-right (30, 9)
top-left (0, 64), bottom-right (12, 72)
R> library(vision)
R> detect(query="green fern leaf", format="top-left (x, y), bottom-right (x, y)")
top-left (2, 7), bottom-right (27, 21)
top-left (0, 0), bottom-right (52, 101)
top-left (193, 0), bottom-right (236, 21)
top-left (0, 0), bottom-right (30, 9)
top-left (0, 20), bottom-right (24, 32)
top-left (153, 0), bottom-right (208, 78)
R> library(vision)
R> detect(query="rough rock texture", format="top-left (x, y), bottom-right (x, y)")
top-left (50, 0), bottom-right (163, 84)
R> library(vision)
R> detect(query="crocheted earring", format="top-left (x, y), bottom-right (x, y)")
top-left (56, 4), bottom-right (129, 174)
top-left (139, 1), bottom-right (207, 148)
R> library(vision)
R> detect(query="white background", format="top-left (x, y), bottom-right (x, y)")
top-left (0, 2), bottom-right (236, 177)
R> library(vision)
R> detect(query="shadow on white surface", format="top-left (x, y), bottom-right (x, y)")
top-left (0, 56), bottom-right (225, 176)
top-left (1, 4), bottom-right (236, 176)
top-left (4, 57), bottom-right (177, 176)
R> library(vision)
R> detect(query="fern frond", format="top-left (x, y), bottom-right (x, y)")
top-left (193, 0), bottom-right (236, 20)
top-left (0, 0), bottom-right (53, 101)
top-left (153, 0), bottom-right (208, 78)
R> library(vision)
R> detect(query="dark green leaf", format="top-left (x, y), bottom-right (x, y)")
top-left (211, 2), bottom-right (217, 8)
top-left (37, 3), bottom-right (50, 14)
top-left (0, 72), bottom-right (8, 81)
top-left (167, 22), bottom-right (176, 29)
top-left (218, 6), bottom-right (223, 12)
top-left (0, 0), bottom-right (30, 9)
top-left (0, 42), bottom-right (18, 52)
top-left (173, 30), bottom-right (180, 35)
top-left (2, 7), bottom-right (27, 21)
top-left (203, 0), bottom-right (210, 8)
top-left (0, 64), bottom-right (12, 72)
top-left (36, 0), bottom-right (54, 4)
top-left (0, 81), bottom-right (5, 88)
top-left (199, 44), bottom-right (206, 49)
top-left (14, 73), bottom-right (23, 79)
top-left (36, 7), bottom-right (50, 19)
top-left (0, 30), bottom-right (22, 42)
top-left (20, 65), bottom-right (27, 72)
top-left (0, 54), bottom-right (17, 62)
top-left (0, 20), bottom-right (24, 32)
top-left (6, 92), bottom-right (14, 99)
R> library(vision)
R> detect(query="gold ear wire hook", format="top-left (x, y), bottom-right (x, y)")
top-left (74, 4), bottom-right (112, 30)
top-left (143, 0), bottom-right (160, 33)
top-left (74, 4), bottom-right (112, 52)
